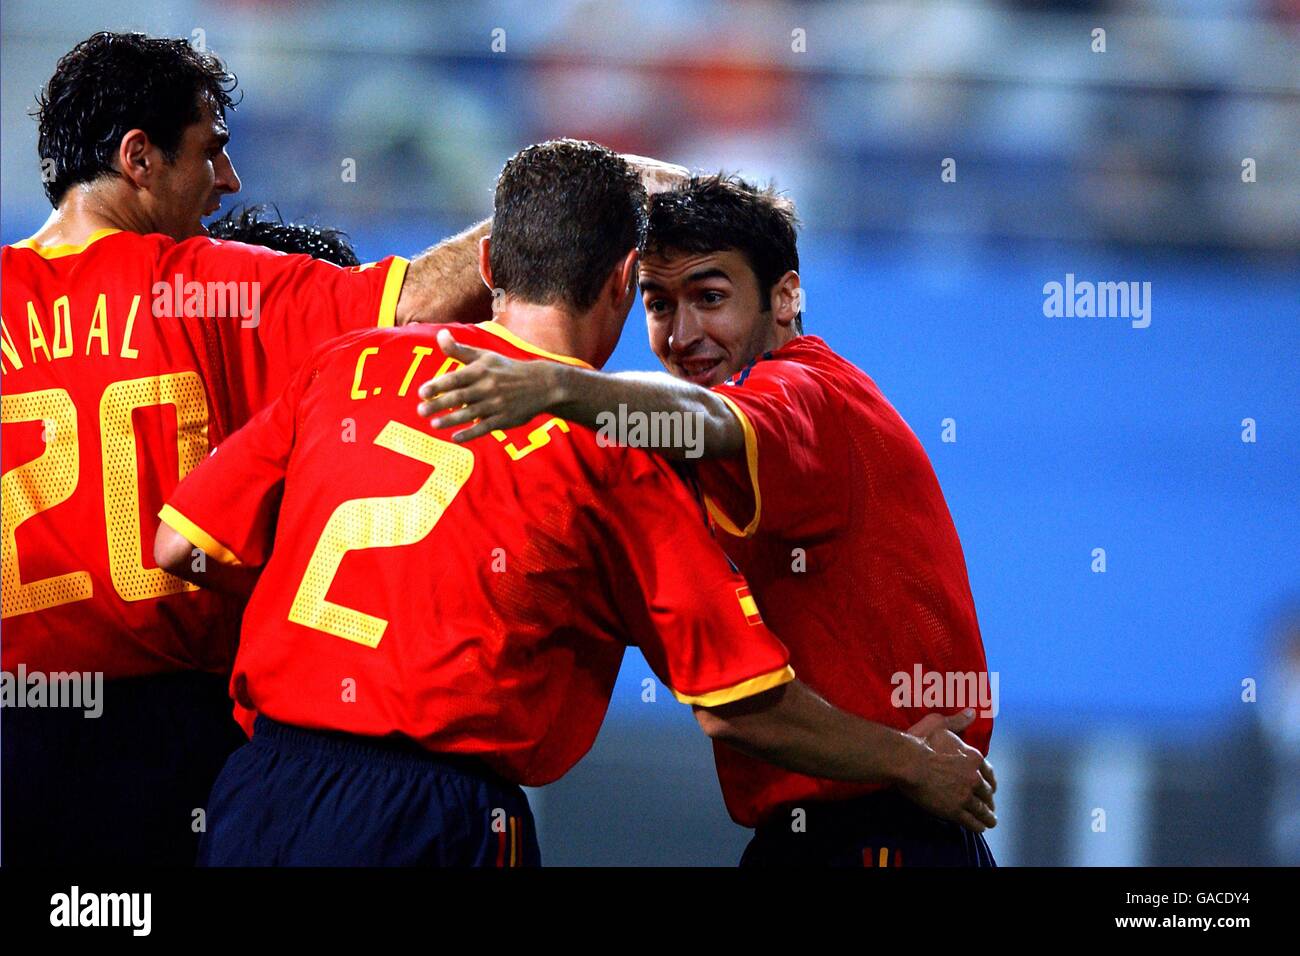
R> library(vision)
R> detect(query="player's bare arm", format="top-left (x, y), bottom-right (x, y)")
top-left (154, 523), bottom-right (259, 599)
top-left (694, 681), bottom-right (998, 833)
top-left (394, 219), bottom-right (495, 326)
top-left (418, 330), bottom-right (744, 457)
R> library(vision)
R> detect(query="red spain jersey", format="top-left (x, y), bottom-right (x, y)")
top-left (160, 321), bottom-right (793, 786)
top-left (1, 228), bottom-right (408, 679)
top-left (699, 335), bottom-right (993, 827)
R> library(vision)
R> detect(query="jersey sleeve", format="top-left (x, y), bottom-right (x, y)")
top-left (699, 357), bottom-right (843, 539)
top-left (163, 236), bottom-right (408, 416)
top-left (158, 348), bottom-right (317, 568)
top-left (597, 451), bottom-right (795, 707)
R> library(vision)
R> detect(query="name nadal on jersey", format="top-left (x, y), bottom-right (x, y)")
top-left (2, 279), bottom-right (260, 374)
top-left (2, 294), bottom-right (148, 373)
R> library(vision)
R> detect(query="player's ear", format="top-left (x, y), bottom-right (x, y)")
top-left (609, 248), bottom-right (640, 309)
top-left (770, 270), bottom-right (801, 330)
top-left (117, 128), bottom-right (155, 188)
top-left (477, 235), bottom-right (495, 291)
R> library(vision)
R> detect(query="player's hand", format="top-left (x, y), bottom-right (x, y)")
top-left (906, 709), bottom-right (997, 793)
top-left (621, 153), bottom-right (690, 198)
top-left (901, 709), bottom-right (998, 832)
top-left (417, 329), bottom-right (563, 442)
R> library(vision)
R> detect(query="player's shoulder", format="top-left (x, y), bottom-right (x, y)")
top-left (3, 227), bottom-right (145, 265)
top-left (301, 321), bottom-right (473, 375)
top-left (165, 232), bottom-right (281, 264)
top-left (717, 335), bottom-right (845, 396)
top-left (578, 430), bottom-right (697, 498)
top-left (308, 324), bottom-right (410, 363)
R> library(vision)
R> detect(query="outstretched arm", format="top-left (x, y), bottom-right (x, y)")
top-left (395, 219), bottom-right (494, 326)
top-left (418, 330), bottom-right (744, 460)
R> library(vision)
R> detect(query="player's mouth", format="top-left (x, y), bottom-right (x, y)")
top-left (677, 356), bottom-right (725, 385)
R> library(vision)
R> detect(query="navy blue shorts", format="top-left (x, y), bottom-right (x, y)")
top-left (2, 670), bottom-right (245, 866)
top-left (198, 716), bottom-right (540, 867)
top-left (739, 789), bottom-right (997, 867)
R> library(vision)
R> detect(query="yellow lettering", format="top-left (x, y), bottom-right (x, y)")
top-left (434, 356), bottom-right (464, 379)
top-left (494, 417), bottom-right (570, 461)
top-left (0, 317), bottom-right (23, 373)
top-left (50, 296), bottom-right (74, 359)
top-left (398, 346), bottom-right (434, 397)
top-left (86, 294), bottom-right (110, 356)
top-left (26, 302), bottom-right (52, 364)
top-left (120, 295), bottom-right (140, 359)
top-left (351, 347), bottom-right (380, 400)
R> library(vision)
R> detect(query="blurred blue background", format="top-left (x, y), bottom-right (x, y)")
top-left (4, 0), bottom-right (1298, 865)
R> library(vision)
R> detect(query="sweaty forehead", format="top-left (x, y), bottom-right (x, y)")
top-left (192, 96), bottom-right (229, 140)
top-left (640, 248), bottom-right (747, 288)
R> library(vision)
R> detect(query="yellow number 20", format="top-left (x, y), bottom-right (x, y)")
top-left (288, 421), bottom-right (474, 649)
top-left (2, 372), bottom-right (210, 619)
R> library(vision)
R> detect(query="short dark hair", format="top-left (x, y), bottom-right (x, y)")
top-left (206, 204), bottom-right (360, 267)
top-left (490, 139), bottom-right (647, 312)
top-left (648, 174), bottom-right (802, 331)
top-left (36, 32), bottom-right (239, 206)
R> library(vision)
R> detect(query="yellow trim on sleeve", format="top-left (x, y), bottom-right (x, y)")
top-left (158, 504), bottom-right (243, 567)
top-left (375, 256), bottom-right (410, 328)
top-left (477, 321), bottom-right (593, 368)
top-left (671, 664), bottom-right (795, 707)
top-left (704, 391), bottom-right (762, 538)
top-left (11, 228), bottom-right (122, 259)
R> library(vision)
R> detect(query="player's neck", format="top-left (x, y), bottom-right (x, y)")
top-left (27, 184), bottom-right (155, 247)
top-left (776, 326), bottom-right (799, 349)
top-left (493, 301), bottom-right (604, 367)
top-left (762, 322), bottom-right (799, 355)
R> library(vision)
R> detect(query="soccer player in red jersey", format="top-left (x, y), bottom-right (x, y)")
top-left (418, 174), bottom-right (998, 866)
top-left (0, 32), bottom-right (486, 865)
top-left (153, 142), bottom-right (994, 866)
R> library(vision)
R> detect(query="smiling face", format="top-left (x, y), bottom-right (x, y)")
top-left (641, 247), bottom-right (794, 386)
top-left (150, 99), bottom-right (241, 239)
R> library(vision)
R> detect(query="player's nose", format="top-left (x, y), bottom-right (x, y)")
top-left (668, 310), bottom-right (704, 354)
top-left (216, 152), bottom-right (242, 195)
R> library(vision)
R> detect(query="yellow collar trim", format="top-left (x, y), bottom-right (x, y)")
top-left (477, 320), bottom-right (593, 368)
top-left (11, 228), bottom-right (123, 259)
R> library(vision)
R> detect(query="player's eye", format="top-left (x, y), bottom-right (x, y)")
top-left (700, 290), bottom-right (725, 306)
top-left (646, 298), bottom-right (669, 314)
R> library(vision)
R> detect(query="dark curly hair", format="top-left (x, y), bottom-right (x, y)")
top-left (491, 139), bottom-right (647, 313)
top-left (648, 174), bottom-right (802, 331)
top-left (206, 204), bottom-right (360, 267)
top-left (35, 31), bottom-right (239, 206)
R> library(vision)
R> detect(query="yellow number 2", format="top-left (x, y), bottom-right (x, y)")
top-left (288, 421), bottom-right (474, 649)
top-left (1, 389), bottom-right (92, 617)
